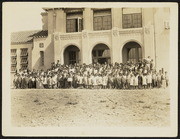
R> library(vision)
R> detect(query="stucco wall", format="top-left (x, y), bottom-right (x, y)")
top-left (32, 35), bottom-right (54, 70)
top-left (154, 8), bottom-right (170, 72)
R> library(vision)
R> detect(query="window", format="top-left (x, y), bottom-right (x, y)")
top-left (66, 12), bottom-right (83, 33)
top-left (20, 48), bottom-right (28, 56)
top-left (40, 51), bottom-right (44, 66)
top-left (122, 8), bottom-right (142, 29)
top-left (11, 49), bottom-right (17, 56)
top-left (93, 9), bottom-right (112, 31)
top-left (20, 48), bottom-right (28, 70)
top-left (39, 43), bottom-right (44, 48)
top-left (11, 49), bottom-right (17, 72)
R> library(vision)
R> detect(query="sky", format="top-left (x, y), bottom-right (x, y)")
top-left (4, 4), bottom-right (44, 32)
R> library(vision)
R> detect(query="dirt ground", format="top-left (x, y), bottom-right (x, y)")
top-left (11, 88), bottom-right (170, 127)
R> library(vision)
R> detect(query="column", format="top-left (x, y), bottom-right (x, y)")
top-left (111, 8), bottom-right (122, 29)
top-left (48, 10), bottom-right (54, 34)
top-left (83, 8), bottom-right (93, 31)
top-left (55, 9), bottom-right (66, 33)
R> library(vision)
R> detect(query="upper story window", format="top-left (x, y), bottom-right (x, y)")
top-left (93, 9), bottom-right (112, 31)
top-left (122, 8), bottom-right (142, 29)
top-left (39, 43), bottom-right (44, 48)
top-left (66, 12), bottom-right (83, 33)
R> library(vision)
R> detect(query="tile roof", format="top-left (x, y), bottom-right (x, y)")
top-left (11, 30), bottom-right (48, 44)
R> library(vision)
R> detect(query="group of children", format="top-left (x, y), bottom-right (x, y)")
top-left (13, 58), bottom-right (169, 90)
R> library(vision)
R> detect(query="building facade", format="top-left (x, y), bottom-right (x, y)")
top-left (11, 7), bottom-right (170, 73)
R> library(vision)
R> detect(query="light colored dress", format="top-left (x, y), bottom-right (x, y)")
top-left (142, 75), bottom-right (147, 85)
top-left (134, 76), bottom-right (139, 86)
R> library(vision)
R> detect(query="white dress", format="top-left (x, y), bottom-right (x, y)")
top-left (130, 76), bottom-right (134, 86)
top-left (134, 76), bottom-right (139, 86)
top-left (142, 76), bottom-right (147, 85)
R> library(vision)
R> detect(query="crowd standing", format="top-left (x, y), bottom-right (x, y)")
top-left (13, 56), bottom-right (169, 90)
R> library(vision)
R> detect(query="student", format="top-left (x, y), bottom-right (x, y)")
top-left (116, 73), bottom-right (122, 89)
top-left (13, 74), bottom-right (18, 89)
top-left (47, 75), bottom-right (52, 89)
top-left (142, 74), bottom-right (147, 89)
top-left (134, 73), bottom-right (139, 89)
top-left (152, 71), bottom-right (157, 88)
top-left (17, 74), bottom-right (22, 89)
top-left (28, 75), bottom-right (33, 89)
top-left (147, 72), bottom-right (152, 89)
top-left (98, 74), bottom-right (103, 89)
top-left (138, 73), bottom-right (143, 89)
top-left (161, 72), bottom-right (166, 89)
top-left (122, 73), bottom-right (127, 89)
top-left (130, 74), bottom-right (134, 89)
top-left (102, 74), bottom-right (108, 89)
top-left (157, 71), bottom-right (162, 88)
top-left (78, 74), bottom-right (84, 88)
top-left (126, 73), bottom-right (131, 89)
top-left (72, 73), bottom-right (78, 88)
top-left (165, 71), bottom-right (169, 87)
top-left (32, 76), bottom-right (36, 89)
top-left (42, 75), bottom-right (48, 88)
top-left (67, 73), bottom-right (73, 88)
top-left (83, 74), bottom-right (88, 89)
top-left (93, 74), bottom-right (98, 89)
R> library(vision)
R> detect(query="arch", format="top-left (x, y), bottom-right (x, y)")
top-left (63, 44), bottom-right (80, 65)
top-left (121, 39), bottom-right (144, 57)
top-left (122, 41), bottom-right (143, 63)
top-left (91, 43), bottom-right (111, 64)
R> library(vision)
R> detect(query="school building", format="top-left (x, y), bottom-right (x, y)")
top-left (11, 7), bottom-right (170, 73)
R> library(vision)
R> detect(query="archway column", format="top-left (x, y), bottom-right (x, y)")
top-left (111, 27), bottom-right (121, 64)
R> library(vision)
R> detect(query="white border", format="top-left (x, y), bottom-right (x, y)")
top-left (2, 2), bottom-right (178, 137)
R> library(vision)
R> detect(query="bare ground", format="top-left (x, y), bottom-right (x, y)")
top-left (11, 88), bottom-right (170, 127)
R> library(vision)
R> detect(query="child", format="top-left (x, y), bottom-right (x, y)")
top-left (142, 74), bottom-right (147, 89)
top-left (98, 74), bottom-right (103, 89)
top-left (134, 73), bottom-right (139, 89)
top-left (130, 74), bottom-right (134, 89)
top-left (83, 74), bottom-right (88, 89)
top-left (67, 74), bottom-right (73, 88)
top-left (165, 71), bottom-right (169, 87)
top-left (138, 73), bottom-right (143, 89)
top-left (102, 74), bottom-right (108, 89)
top-left (147, 72), bottom-right (152, 89)
top-left (122, 73), bottom-right (127, 89)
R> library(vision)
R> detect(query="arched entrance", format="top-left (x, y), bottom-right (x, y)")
top-left (92, 43), bottom-right (111, 64)
top-left (122, 41), bottom-right (142, 63)
top-left (64, 45), bottom-right (80, 65)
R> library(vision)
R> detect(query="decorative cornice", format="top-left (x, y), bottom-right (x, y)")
top-left (119, 29), bottom-right (143, 35)
top-left (59, 34), bottom-right (82, 40)
top-left (89, 31), bottom-right (111, 37)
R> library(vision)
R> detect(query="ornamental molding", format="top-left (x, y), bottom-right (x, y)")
top-left (119, 29), bottom-right (143, 35)
top-left (82, 32), bottom-right (88, 38)
top-left (60, 34), bottom-right (82, 40)
top-left (89, 31), bottom-right (110, 37)
top-left (54, 34), bottom-right (59, 41)
top-left (144, 27), bottom-right (150, 34)
top-left (112, 30), bottom-right (118, 37)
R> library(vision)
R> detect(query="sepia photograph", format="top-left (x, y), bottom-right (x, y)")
top-left (2, 2), bottom-right (178, 137)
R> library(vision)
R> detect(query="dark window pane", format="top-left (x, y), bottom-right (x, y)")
top-left (123, 13), bottom-right (142, 29)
